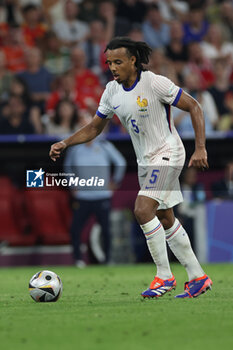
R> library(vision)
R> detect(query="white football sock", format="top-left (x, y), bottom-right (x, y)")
top-left (141, 216), bottom-right (172, 280)
top-left (165, 218), bottom-right (204, 281)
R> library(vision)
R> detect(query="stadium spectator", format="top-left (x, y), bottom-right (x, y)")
top-left (52, 0), bottom-right (89, 48)
top-left (0, 0), bottom-right (21, 25)
top-left (18, 47), bottom-right (54, 112)
top-left (173, 71), bottom-right (219, 135)
top-left (142, 4), bottom-right (170, 49)
top-left (64, 114), bottom-right (126, 266)
top-left (1, 24), bottom-right (27, 73)
top-left (69, 47), bottom-right (103, 112)
top-left (45, 99), bottom-right (79, 136)
top-left (46, 72), bottom-right (79, 118)
top-left (0, 50), bottom-right (13, 102)
top-left (42, 31), bottom-right (71, 76)
top-left (0, 95), bottom-right (35, 134)
top-left (21, 3), bottom-right (48, 47)
top-left (185, 41), bottom-right (215, 90)
top-left (0, 22), bottom-right (9, 47)
top-left (148, 48), bottom-right (178, 84)
top-left (219, 0), bottom-right (233, 40)
top-left (2, 75), bottom-right (43, 133)
top-left (81, 19), bottom-right (111, 83)
top-left (127, 24), bottom-right (145, 42)
top-left (217, 91), bottom-right (233, 131)
top-left (41, 0), bottom-right (65, 25)
top-left (156, 0), bottom-right (189, 22)
top-left (182, 4), bottom-right (209, 44)
top-left (8, 75), bottom-right (33, 107)
top-left (165, 20), bottom-right (189, 77)
top-left (208, 57), bottom-right (233, 117)
top-left (98, 0), bottom-right (131, 37)
top-left (116, 0), bottom-right (147, 25)
top-left (180, 167), bottom-right (206, 204)
top-left (78, 0), bottom-right (99, 23)
top-left (211, 160), bottom-right (233, 199)
top-left (201, 23), bottom-right (233, 65)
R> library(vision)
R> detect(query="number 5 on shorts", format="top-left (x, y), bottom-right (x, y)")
top-left (149, 169), bottom-right (159, 184)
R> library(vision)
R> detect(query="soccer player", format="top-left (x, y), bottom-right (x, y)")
top-left (49, 37), bottom-right (212, 298)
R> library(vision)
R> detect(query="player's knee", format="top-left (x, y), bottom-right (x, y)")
top-left (159, 217), bottom-right (173, 230)
top-left (134, 196), bottom-right (158, 224)
top-left (134, 203), bottom-right (155, 224)
top-left (157, 209), bottom-right (175, 230)
top-left (134, 206), bottom-right (144, 223)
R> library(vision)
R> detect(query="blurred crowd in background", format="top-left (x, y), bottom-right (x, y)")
top-left (0, 0), bottom-right (233, 137)
top-left (1, 0), bottom-right (233, 264)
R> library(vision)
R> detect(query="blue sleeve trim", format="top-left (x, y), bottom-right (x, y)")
top-left (172, 88), bottom-right (183, 106)
top-left (96, 110), bottom-right (108, 119)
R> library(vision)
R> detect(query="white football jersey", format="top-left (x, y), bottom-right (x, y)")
top-left (96, 71), bottom-right (185, 166)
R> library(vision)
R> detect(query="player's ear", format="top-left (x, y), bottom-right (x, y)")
top-left (130, 55), bottom-right (136, 65)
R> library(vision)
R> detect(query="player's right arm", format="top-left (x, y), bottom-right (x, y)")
top-left (175, 90), bottom-right (209, 169)
top-left (49, 114), bottom-right (109, 161)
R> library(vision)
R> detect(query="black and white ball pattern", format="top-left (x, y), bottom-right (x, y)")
top-left (29, 270), bottom-right (63, 302)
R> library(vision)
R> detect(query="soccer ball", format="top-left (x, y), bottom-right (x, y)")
top-left (29, 270), bottom-right (63, 302)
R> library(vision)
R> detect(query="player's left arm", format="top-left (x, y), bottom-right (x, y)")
top-left (175, 90), bottom-right (209, 169)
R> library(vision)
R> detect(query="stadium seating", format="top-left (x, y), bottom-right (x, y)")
top-left (0, 176), bottom-right (73, 246)
top-left (0, 177), bottom-right (36, 245)
top-left (24, 189), bottom-right (71, 245)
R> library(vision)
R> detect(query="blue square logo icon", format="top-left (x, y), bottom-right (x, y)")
top-left (26, 169), bottom-right (45, 188)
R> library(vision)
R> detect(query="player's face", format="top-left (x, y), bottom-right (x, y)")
top-left (105, 48), bottom-right (137, 87)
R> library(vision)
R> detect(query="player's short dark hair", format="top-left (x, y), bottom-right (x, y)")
top-left (105, 37), bottom-right (152, 78)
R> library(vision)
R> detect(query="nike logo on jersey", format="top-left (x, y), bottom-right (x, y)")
top-left (113, 105), bottom-right (120, 110)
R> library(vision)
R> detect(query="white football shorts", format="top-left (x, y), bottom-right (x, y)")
top-left (138, 149), bottom-right (185, 209)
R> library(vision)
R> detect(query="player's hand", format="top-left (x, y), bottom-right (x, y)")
top-left (49, 141), bottom-right (67, 161)
top-left (188, 148), bottom-right (209, 170)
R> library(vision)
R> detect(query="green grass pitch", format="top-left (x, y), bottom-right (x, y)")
top-left (0, 263), bottom-right (233, 350)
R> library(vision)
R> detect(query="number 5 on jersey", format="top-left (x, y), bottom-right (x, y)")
top-left (131, 119), bottom-right (139, 133)
top-left (150, 169), bottom-right (159, 184)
